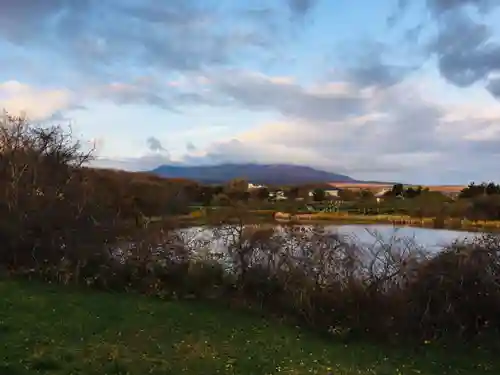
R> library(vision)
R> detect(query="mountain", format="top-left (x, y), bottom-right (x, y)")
top-left (150, 163), bottom-right (356, 185)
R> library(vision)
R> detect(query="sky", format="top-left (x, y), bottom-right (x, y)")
top-left (1, 0), bottom-right (500, 184)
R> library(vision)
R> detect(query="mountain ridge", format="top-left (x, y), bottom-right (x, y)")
top-left (150, 163), bottom-right (357, 185)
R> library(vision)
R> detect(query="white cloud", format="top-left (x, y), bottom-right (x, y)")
top-left (0, 80), bottom-right (75, 120)
top-left (92, 154), bottom-right (172, 171)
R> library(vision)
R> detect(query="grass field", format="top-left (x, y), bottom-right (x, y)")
top-left (1, 280), bottom-right (500, 374)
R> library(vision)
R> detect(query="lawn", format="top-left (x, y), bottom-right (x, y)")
top-left (1, 280), bottom-right (499, 374)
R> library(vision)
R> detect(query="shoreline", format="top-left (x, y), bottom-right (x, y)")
top-left (167, 210), bottom-right (500, 233)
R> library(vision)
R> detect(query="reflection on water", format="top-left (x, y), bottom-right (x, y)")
top-left (330, 224), bottom-right (479, 252)
top-left (180, 224), bottom-right (481, 253)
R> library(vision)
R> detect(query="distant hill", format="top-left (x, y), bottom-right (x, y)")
top-left (150, 163), bottom-right (356, 185)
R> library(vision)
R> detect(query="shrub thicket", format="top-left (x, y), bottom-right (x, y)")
top-left (2, 112), bottom-right (500, 343)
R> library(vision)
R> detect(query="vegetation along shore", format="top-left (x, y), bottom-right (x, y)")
top-left (184, 209), bottom-right (500, 231)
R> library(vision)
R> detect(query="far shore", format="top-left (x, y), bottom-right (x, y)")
top-left (150, 210), bottom-right (500, 233)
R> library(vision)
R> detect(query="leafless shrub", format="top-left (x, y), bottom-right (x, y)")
top-left (205, 219), bottom-right (500, 340)
top-left (0, 113), bottom-right (126, 280)
top-left (401, 233), bottom-right (500, 339)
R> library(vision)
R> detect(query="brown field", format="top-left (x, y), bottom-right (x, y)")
top-left (424, 185), bottom-right (465, 193)
top-left (328, 182), bottom-right (391, 191)
top-left (329, 182), bottom-right (465, 193)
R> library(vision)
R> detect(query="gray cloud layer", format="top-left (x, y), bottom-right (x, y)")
top-left (3, 0), bottom-right (499, 101)
top-left (0, 0), bottom-right (316, 83)
top-left (392, 0), bottom-right (500, 98)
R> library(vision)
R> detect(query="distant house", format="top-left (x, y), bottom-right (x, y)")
top-left (307, 186), bottom-right (341, 199)
top-left (247, 182), bottom-right (267, 190)
top-left (374, 188), bottom-right (392, 198)
top-left (325, 188), bottom-right (340, 197)
top-left (269, 190), bottom-right (287, 201)
top-left (374, 187), bottom-right (394, 203)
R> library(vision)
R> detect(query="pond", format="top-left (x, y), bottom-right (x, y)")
top-left (329, 224), bottom-right (479, 252)
top-left (180, 224), bottom-right (482, 254)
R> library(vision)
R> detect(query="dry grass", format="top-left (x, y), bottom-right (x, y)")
top-left (281, 212), bottom-right (500, 230)
top-left (328, 182), bottom-right (393, 191)
top-left (184, 210), bottom-right (500, 231)
top-left (329, 182), bottom-right (466, 194)
top-left (425, 185), bottom-right (465, 193)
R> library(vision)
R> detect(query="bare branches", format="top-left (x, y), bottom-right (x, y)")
top-left (0, 112), bottom-right (111, 269)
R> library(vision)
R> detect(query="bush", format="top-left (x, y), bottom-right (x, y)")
top-left (404, 235), bottom-right (500, 339)
top-left (0, 113), bottom-right (118, 271)
top-left (205, 215), bottom-right (500, 341)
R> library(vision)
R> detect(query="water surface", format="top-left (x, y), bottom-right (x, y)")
top-left (180, 224), bottom-right (481, 253)
top-left (331, 224), bottom-right (478, 252)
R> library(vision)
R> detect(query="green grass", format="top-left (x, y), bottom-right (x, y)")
top-left (1, 281), bottom-right (499, 374)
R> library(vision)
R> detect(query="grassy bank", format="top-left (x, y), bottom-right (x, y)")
top-left (1, 280), bottom-right (499, 375)
top-left (181, 209), bottom-right (500, 231)
top-left (298, 213), bottom-right (500, 230)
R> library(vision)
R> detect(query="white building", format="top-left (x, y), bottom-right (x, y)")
top-left (325, 189), bottom-right (340, 197)
top-left (247, 182), bottom-right (267, 190)
top-left (374, 187), bottom-right (392, 198)
top-left (308, 188), bottom-right (340, 198)
top-left (269, 190), bottom-right (287, 201)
